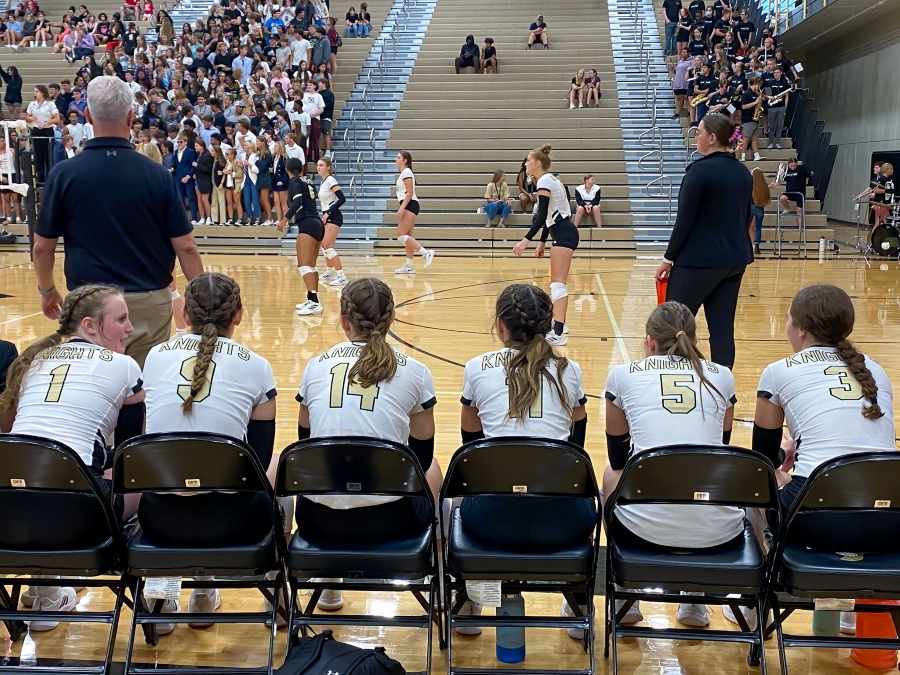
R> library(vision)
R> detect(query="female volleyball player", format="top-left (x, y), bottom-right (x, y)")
top-left (459, 284), bottom-right (592, 638)
top-left (141, 272), bottom-right (278, 630)
top-left (0, 285), bottom-right (145, 631)
top-left (512, 144), bottom-right (578, 346)
top-left (604, 301), bottom-right (740, 628)
top-left (393, 151), bottom-right (435, 275)
top-left (296, 278), bottom-right (443, 610)
top-left (277, 158), bottom-right (325, 316)
top-left (316, 157), bottom-right (348, 287)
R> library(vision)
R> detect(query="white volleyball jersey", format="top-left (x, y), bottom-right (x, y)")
top-left (318, 175), bottom-right (339, 213)
top-left (11, 340), bottom-right (143, 470)
top-left (537, 173), bottom-right (572, 226)
top-left (575, 183), bottom-right (601, 205)
top-left (143, 336), bottom-right (276, 441)
top-left (757, 346), bottom-right (896, 478)
top-left (605, 354), bottom-right (745, 548)
top-left (461, 348), bottom-right (586, 440)
top-left (396, 167), bottom-right (417, 202)
top-left (297, 340), bottom-right (436, 509)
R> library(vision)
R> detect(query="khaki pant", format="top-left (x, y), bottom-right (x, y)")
top-left (210, 186), bottom-right (227, 224)
top-left (124, 287), bottom-right (172, 368)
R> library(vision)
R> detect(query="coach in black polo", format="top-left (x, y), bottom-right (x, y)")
top-left (33, 76), bottom-right (204, 367)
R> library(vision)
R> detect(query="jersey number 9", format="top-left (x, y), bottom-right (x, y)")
top-left (177, 357), bottom-right (217, 403)
top-left (330, 362), bottom-right (380, 411)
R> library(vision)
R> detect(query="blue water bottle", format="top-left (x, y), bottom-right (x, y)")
top-left (496, 592), bottom-right (526, 663)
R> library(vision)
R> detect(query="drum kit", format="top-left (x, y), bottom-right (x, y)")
top-left (849, 191), bottom-right (900, 262)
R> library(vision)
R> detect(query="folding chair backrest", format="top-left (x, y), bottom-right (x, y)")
top-left (786, 452), bottom-right (900, 553)
top-left (113, 432), bottom-right (271, 495)
top-left (0, 434), bottom-right (120, 551)
top-left (276, 436), bottom-right (430, 500)
top-left (612, 445), bottom-right (780, 509)
top-left (441, 437), bottom-right (599, 500)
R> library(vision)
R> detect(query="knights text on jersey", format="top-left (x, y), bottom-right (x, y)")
top-left (11, 340), bottom-right (143, 470)
top-left (143, 335), bottom-right (276, 440)
top-left (461, 348), bottom-right (586, 439)
top-left (757, 346), bottom-right (896, 477)
top-left (605, 355), bottom-right (744, 548)
top-left (537, 173), bottom-right (572, 226)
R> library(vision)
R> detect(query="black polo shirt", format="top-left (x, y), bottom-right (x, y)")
top-left (35, 137), bottom-right (192, 293)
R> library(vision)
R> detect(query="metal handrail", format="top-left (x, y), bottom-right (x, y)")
top-left (356, 152), bottom-right (365, 194)
top-left (342, 127), bottom-right (351, 172)
top-left (347, 107), bottom-right (356, 147)
top-left (362, 85), bottom-right (370, 125)
top-left (350, 176), bottom-right (357, 223)
top-left (378, 49), bottom-right (386, 87)
top-left (685, 126), bottom-right (701, 166)
top-left (369, 128), bottom-right (376, 172)
top-left (646, 175), bottom-right (674, 226)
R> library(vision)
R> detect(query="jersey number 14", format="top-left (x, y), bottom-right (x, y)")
top-left (330, 362), bottom-right (379, 411)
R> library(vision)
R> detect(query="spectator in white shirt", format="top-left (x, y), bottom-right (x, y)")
top-left (284, 132), bottom-right (305, 162)
top-left (291, 34), bottom-right (311, 70)
top-left (123, 70), bottom-right (142, 96)
top-left (235, 119), bottom-right (256, 159)
top-left (66, 111), bottom-right (87, 148)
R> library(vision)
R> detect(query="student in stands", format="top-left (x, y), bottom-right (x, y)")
top-left (586, 68), bottom-right (601, 107)
top-left (296, 278), bottom-right (443, 610)
top-left (481, 37), bottom-right (497, 74)
top-left (573, 174), bottom-right (602, 228)
top-left (676, 7), bottom-right (692, 56)
top-left (749, 168), bottom-right (770, 255)
top-left (770, 157), bottom-right (812, 221)
top-left (517, 156), bottom-right (537, 214)
top-left (672, 48), bottom-right (693, 119)
top-left (393, 151), bottom-right (435, 275)
top-left (454, 34), bottom-right (479, 74)
top-left (604, 301), bottom-right (739, 628)
top-left (526, 14), bottom-right (548, 50)
top-left (483, 169), bottom-right (512, 228)
top-left (459, 284), bottom-right (591, 638)
top-left (141, 272), bottom-right (278, 631)
top-left (568, 69), bottom-right (586, 109)
top-left (0, 285), bottom-right (145, 631)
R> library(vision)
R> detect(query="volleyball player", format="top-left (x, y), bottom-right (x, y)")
top-left (277, 158), bottom-right (324, 316)
top-left (142, 272), bottom-right (278, 630)
top-left (315, 157), bottom-right (348, 287)
top-left (604, 301), bottom-right (740, 628)
top-left (393, 151), bottom-right (435, 275)
top-left (459, 284), bottom-right (592, 639)
top-left (512, 144), bottom-right (578, 346)
top-left (296, 278), bottom-right (443, 610)
top-left (0, 285), bottom-right (145, 631)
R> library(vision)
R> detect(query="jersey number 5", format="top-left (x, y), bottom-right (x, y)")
top-left (824, 366), bottom-right (863, 401)
top-left (660, 374), bottom-right (697, 414)
top-left (177, 357), bottom-right (217, 403)
top-left (330, 362), bottom-right (379, 411)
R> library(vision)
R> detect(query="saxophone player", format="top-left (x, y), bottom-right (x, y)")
top-left (769, 157), bottom-right (812, 221)
top-left (766, 65), bottom-right (790, 150)
top-left (740, 77), bottom-right (764, 162)
top-left (689, 61), bottom-right (715, 127)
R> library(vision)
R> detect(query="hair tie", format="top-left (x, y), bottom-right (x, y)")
top-left (871, 396), bottom-right (878, 405)
top-left (203, 318), bottom-right (217, 325)
top-left (189, 388), bottom-right (201, 398)
top-left (56, 328), bottom-right (66, 336)
top-left (676, 330), bottom-right (686, 338)
top-left (728, 125), bottom-right (743, 145)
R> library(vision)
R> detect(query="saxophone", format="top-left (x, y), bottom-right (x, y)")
top-left (775, 162), bottom-right (787, 184)
top-left (752, 94), bottom-right (763, 121)
top-left (690, 93), bottom-right (709, 107)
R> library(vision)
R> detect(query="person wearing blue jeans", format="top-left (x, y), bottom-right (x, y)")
top-left (483, 170), bottom-right (511, 227)
top-left (345, 8), bottom-right (360, 37)
top-left (662, 0), bottom-right (681, 55)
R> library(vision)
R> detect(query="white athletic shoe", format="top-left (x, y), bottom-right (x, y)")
top-left (423, 249), bottom-right (435, 269)
top-left (546, 331), bottom-right (567, 346)
top-left (840, 611), bottom-right (856, 635)
top-left (150, 599), bottom-right (181, 636)
top-left (722, 600), bottom-right (769, 631)
top-left (10, 44), bottom-right (19, 51)
top-left (187, 589), bottom-right (221, 628)
top-left (191, 219), bottom-right (201, 226)
top-left (205, 217), bottom-right (213, 225)
top-left (314, 579), bottom-right (343, 611)
top-left (562, 323), bottom-right (569, 334)
top-left (454, 600), bottom-right (484, 635)
top-left (395, 265), bottom-right (416, 274)
top-left (319, 269), bottom-right (335, 281)
top-left (676, 603), bottom-right (711, 627)
top-left (569, 103), bottom-right (575, 109)
top-left (561, 600), bottom-right (591, 640)
top-left (28, 587), bottom-right (77, 632)
top-left (21, 586), bottom-right (36, 607)
top-left (614, 599), bottom-right (643, 624)
top-left (296, 301), bottom-right (323, 315)
top-left (329, 272), bottom-right (348, 286)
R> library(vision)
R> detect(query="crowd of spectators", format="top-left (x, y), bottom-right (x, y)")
top-left (0, 0), bottom-right (369, 227)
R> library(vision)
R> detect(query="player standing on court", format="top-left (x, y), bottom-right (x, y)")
top-left (316, 157), bottom-right (348, 287)
top-left (393, 151), bottom-right (435, 275)
top-left (278, 158), bottom-right (325, 316)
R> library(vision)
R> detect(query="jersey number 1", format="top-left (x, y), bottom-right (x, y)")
top-left (330, 362), bottom-right (379, 411)
top-left (44, 364), bottom-right (71, 402)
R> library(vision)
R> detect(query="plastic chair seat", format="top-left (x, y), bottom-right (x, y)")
top-left (0, 537), bottom-right (117, 576)
top-left (611, 521), bottom-right (765, 589)
top-left (287, 528), bottom-right (432, 578)
top-left (126, 529), bottom-right (277, 576)
top-left (781, 543), bottom-right (900, 594)
top-left (447, 507), bottom-right (592, 579)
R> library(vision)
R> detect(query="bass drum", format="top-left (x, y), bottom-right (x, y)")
top-left (871, 222), bottom-right (900, 257)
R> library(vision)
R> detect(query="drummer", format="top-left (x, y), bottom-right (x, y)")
top-left (872, 163), bottom-right (895, 229)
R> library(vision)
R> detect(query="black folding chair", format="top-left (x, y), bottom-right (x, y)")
top-left (276, 437), bottom-right (440, 675)
top-left (440, 437), bottom-right (602, 675)
top-left (768, 452), bottom-right (900, 675)
top-left (0, 434), bottom-right (128, 675)
top-left (604, 445), bottom-right (780, 675)
top-left (113, 432), bottom-right (286, 675)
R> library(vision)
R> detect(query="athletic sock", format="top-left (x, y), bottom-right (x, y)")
top-left (553, 321), bottom-right (564, 336)
top-left (406, 257), bottom-right (414, 267)
top-left (307, 291), bottom-right (319, 304)
top-left (417, 247), bottom-right (428, 256)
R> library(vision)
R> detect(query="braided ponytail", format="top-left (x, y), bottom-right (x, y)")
top-left (0, 284), bottom-right (122, 413)
top-left (495, 284), bottom-right (570, 422)
top-left (790, 285), bottom-right (883, 420)
top-left (341, 278), bottom-right (397, 388)
top-left (181, 272), bottom-right (243, 414)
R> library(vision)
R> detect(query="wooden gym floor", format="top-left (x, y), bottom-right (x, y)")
top-left (2, 250), bottom-right (900, 674)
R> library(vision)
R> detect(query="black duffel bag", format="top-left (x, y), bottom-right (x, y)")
top-left (276, 629), bottom-right (405, 675)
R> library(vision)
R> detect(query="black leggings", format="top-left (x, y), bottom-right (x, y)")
top-left (666, 265), bottom-right (745, 368)
top-left (460, 496), bottom-right (597, 549)
top-left (138, 492), bottom-right (274, 546)
top-left (295, 496), bottom-right (433, 544)
top-left (31, 128), bottom-right (54, 185)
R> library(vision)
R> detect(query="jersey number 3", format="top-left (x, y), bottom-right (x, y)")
top-left (177, 357), bottom-right (217, 403)
top-left (330, 362), bottom-right (379, 411)
top-left (825, 366), bottom-right (863, 401)
top-left (660, 374), bottom-right (697, 414)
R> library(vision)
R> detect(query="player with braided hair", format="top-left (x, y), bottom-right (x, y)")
top-left (457, 283), bottom-right (591, 637)
top-left (0, 284), bottom-right (145, 631)
top-left (141, 272), bottom-right (278, 632)
top-left (755, 284), bottom-right (895, 508)
top-left (604, 301), bottom-right (739, 628)
top-left (296, 277), bottom-right (442, 611)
